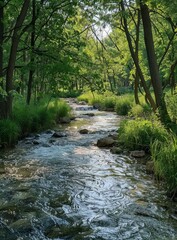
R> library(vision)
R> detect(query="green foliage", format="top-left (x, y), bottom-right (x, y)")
top-left (78, 91), bottom-right (117, 110)
top-left (12, 98), bottom-right (71, 137)
top-left (0, 119), bottom-right (20, 147)
top-left (129, 104), bottom-right (152, 117)
top-left (165, 90), bottom-right (177, 123)
top-left (49, 100), bottom-right (71, 119)
top-left (115, 95), bottom-right (134, 116)
top-left (151, 136), bottom-right (177, 194)
top-left (102, 96), bottom-right (116, 109)
top-left (118, 119), bottom-right (168, 151)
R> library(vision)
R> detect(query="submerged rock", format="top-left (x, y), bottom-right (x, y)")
top-left (0, 162), bottom-right (5, 174)
top-left (33, 140), bottom-right (40, 145)
top-left (52, 132), bottom-right (67, 138)
top-left (79, 129), bottom-right (89, 134)
top-left (130, 150), bottom-right (145, 158)
top-left (97, 137), bottom-right (115, 147)
top-left (10, 219), bottom-right (33, 233)
top-left (108, 133), bottom-right (118, 140)
top-left (110, 146), bottom-right (123, 154)
top-left (58, 117), bottom-right (71, 124)
top-left (83, 113), bottom-right (95, 117)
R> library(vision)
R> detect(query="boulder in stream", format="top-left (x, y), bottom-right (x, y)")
top-left (52, 131), bottom-right (67, 138)
top-left (83, 113), bottom-right (95, 117)
top-left (110, 146), bottom-right (123, 154)
top-left (130, 150), bottom-right (146, 158)
top-left (0, 162), bottom-right (5, 174)
top-left (79, 129), bottom-right (89, 134)
top-left (58, 117), bottom-right (71, 124)
top-left (10, 219), bottom-right (33, 233)
top-left (97, 137), bottom-right (115, 148)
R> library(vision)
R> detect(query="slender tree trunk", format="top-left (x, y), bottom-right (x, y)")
top-left (140, 1), bottom-right (171, 123)
top-left (134, 9), bottom-right (140, 105)
top-left (5, 0), bottom-right (30, 117)
top-left (27, 0), bottom-right (35, 105)
top-left (120, 1), bottom-right (156, 110)
top-left (0, 0), bottom-right (6, 119)
top-left (140, 2), bottom-right (162, 107)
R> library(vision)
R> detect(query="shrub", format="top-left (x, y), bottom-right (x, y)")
top-left (118, 119), bottom-right (168, 151)
top-left (50, 100), bottom-right (71, 119)
top-left (129, 104), bottom-right (152, 117)
top-left (115, 95), bottom-right (133, 115)
top-left (0, 119), bottom-right (20, 146)
top-left (151, 136), bottom-right (177, 194)
top-left (102, 97), bottom-right (116, 110)
top-left (12, 98), bottom-right (71, 137)
top-left (12, 102), bottom-right (34, 135)
top-left (165, 90), bottom-right (177, 123)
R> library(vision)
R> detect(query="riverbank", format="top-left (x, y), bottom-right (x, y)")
top-left (0, 98), bottom-right (72, 148)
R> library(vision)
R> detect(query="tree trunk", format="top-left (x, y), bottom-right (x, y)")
top-left (140, 1), bottom-right (171, 123)
top-left (134, 9), bottom-right (140, 105)
top-left (120, 1), bottom-right (156, 110)
top-left (5, 0), bottom-right (30, 117)
top-left (0, 0), bottom-right (6, 119)
top-left (140, 2), bottom-right (162, 107)
top-left (27, 0), bottom-right (36, 105)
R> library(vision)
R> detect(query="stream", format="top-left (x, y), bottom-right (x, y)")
top-left (0, 99), bottom-right (177, 240)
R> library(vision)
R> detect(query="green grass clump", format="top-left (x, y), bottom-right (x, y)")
top-left (102, 97), bottom-right (116, 110)
top-left (118, 119), bottom-right (168, 151)
top-left (0, 119), bottom-right (20, 146)
top-left (165, 90), bottom-right (177, 123)
top-left (115, 95), bottom-right (133, 115)
top-left (129, 104), bottom-right (152, 117)
top-left (49, 100), bottom-right (71, 119)
top-left (151, 136), bottom-right (177, 195)
top-left (78, 91), bottom-right (117, 110)
top-left (12, 98), bottom-right (71, 138)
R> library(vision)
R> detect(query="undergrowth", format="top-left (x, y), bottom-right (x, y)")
top-left (0, 98), bottom-right (71, 147)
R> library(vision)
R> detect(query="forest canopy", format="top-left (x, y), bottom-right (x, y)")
top-left (0, 0), bottom-right (176, 124)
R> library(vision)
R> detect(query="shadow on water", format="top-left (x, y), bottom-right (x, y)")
top-left (0, 100), bottom-right (177, 239)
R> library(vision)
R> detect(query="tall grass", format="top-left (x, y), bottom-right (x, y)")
top-left (115, 94), bottom-right (134, 116)
top-left (0, 119), bottom-right (20, 147)
top-left (165, 90), bottom-right (177, 123)
top-left (118, 118), bottom-right (168, 151)
top-left (151, 136), bottom-right (177, 195)
top-left (0, 98), bottom-right (71, 147)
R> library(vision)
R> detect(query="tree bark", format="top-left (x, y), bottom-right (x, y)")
top-left (120, 1), bottom-right (156, 110)
top-left (140, 1), bottom-right (172, 124)
top-left (5, 0), bottom-right (30, 117)
top-left (0, 0), bottom-right (6, 119)
top-left (134, 9), bottom-right (140, 105)
top-left (140, 2), bottom-right (162, 107)
top-left (27, 0), bottom-right (35, 105)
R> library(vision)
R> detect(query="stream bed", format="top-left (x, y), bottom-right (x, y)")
top-left (0, 100), bottom-right (177, 240)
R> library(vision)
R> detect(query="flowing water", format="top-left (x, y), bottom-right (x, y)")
top-left (0, 100), bottom-right (177, 240)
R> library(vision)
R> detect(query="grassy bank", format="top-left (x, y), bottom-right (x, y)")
top-left (0, 98), bottom-right (71, 147)
top-left (78, 91), bottom-right (151, 117)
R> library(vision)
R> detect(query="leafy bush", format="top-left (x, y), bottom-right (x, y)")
top-left (0, 119), bottom-right (20, 146)
top-left (12, 98), bottom-right (71, 137)
top-left (115, 95), bottom-right (133, 115)
top-left (102, 97), bottom-right (116, 110)
top-left (165, 90), bottom-right (177, 123)
top-left (151, 136), bottom-right (177, 194)
top-left (78, 91), bottom-right (116, 110)
top-left (129, 104), bottom-right (152, 117)
top-left (118, 119), bottom-right (168, 151)
top-left (50, 100), bottom-right (71, 119)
